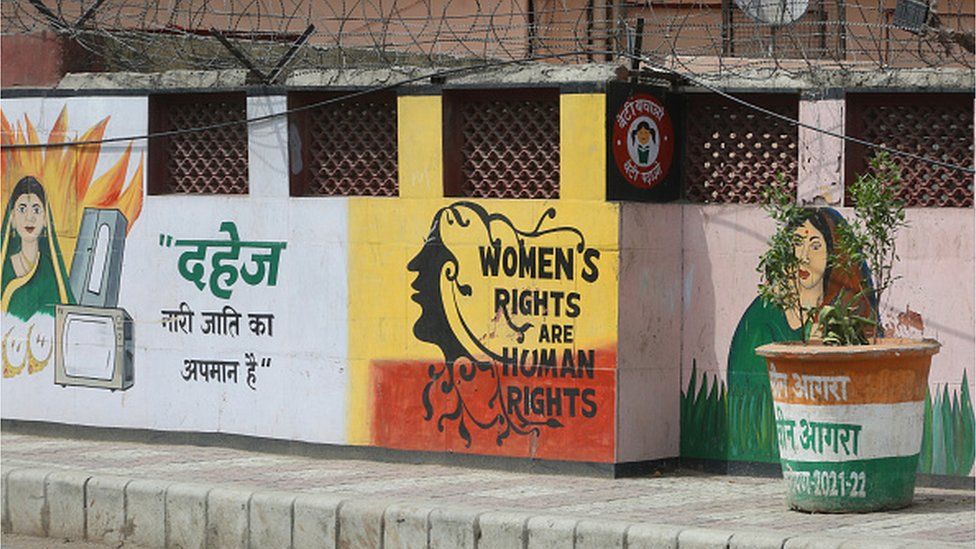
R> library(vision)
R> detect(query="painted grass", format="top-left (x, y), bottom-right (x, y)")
top-left (679, 360), bottom-right (728, 459)
top-left (681, 365), bottom-right (975, 475)
top-left (918, 371), bottom-right (975, 476)
top-left (679, 361), bottom-right (778, 462)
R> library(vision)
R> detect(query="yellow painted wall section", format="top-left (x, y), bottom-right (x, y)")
top-left (347, 92), bottom-right (620, 462)
top-left (347, 95), bottom-right (443, 443)
top-left (397, 95), bottom-right (443, 200)
top-left (559, 94), bottom-right (606, 202)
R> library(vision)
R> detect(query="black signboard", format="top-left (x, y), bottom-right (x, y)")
top-left (606, 82), bottom-right (683, 202)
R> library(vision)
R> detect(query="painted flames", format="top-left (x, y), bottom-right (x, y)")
top-left (1, 106), bottom-right (144, 261)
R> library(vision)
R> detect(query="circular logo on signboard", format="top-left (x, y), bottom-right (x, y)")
top-left (612, 94), bottom-right (674, 190)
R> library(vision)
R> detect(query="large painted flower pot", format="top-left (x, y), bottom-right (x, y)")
top-left (756, 338), bottom-right (940, 513)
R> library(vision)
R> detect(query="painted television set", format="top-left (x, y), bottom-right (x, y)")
top-left (54, 305), bottom-right (134, 391)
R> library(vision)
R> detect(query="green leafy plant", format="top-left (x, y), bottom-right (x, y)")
top-left (758, 153), bottom-right (907, 346)
top-left (815, 290), bottom-right (874, 345)
top-left (757, 175), bottom-right (812, 342)
top-left (833, 151), bottom-right (908, 343)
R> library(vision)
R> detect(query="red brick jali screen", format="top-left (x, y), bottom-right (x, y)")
top-left (444, 89), bottom-right (560, 199)
top-left (149, 93), bottom-right (249, 195)
top-left (290, 92), bottom-right (398, 197)
top-left (846, 94), bottom-right (974, 208)
top-left (683, 94), bottom-right (799, 204)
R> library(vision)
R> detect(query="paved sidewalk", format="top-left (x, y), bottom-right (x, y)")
top-left (1, 431), bottom-right (973, 547)
top-left (2, 534), bottom-right (122, 548)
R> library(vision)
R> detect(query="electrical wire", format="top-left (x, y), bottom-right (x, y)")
top-left (0, 50), bottom-right (595, 150)
top-left (2, 49), bottom-right (973, 176)
top-left (628, 52), bottom-right (976, 175)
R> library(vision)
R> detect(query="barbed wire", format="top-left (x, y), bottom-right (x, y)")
top-left (2, 0), bottom-right (973, 81)
top-left (2, 46), bottom-right (973, 176)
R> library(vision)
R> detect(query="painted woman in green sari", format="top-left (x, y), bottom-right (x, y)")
top-left (1, 176), bottom-right (74, 321)
top-left (725, 208), bottom-right (876, 461)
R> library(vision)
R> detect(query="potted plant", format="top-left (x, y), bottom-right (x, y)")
top-left (755, 153), bottom-right (940, 513)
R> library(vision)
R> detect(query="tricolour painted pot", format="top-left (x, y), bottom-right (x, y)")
top-left (756, 338), bottom-right (940, 513)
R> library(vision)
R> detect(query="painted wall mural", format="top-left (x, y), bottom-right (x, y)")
top-left (1, 106), bottom-right (143, 381)
top-left (1, 96), bottom-right (349, 445)
top-left (679, 207), bottom-right (975, 476)
top-left (1, 92), bottom-right (971, 477)
top-left (727, 208), bottom-right (875, 462)
top-left (412, 202), bottom-right (604, 445)
top-left (360, 199), bottom-right (618, 463)
top-left (158, 221), bottom-right (285, 390)
top-left (133, 196), bottom-right (348, 442)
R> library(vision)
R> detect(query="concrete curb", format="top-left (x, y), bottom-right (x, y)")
top-left (0, 466), bottom-right (969, 549)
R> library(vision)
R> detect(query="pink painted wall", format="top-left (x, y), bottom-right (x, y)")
top-left (798, 98), bottom-right (844, 206)
top-left (678, 207), bottom-right (974, 391)
top-left (616, 204), bottom-right (683, 463)
top-left (679, 205), bottom-right (774, 382)
top-left (618, 203), bottom-right (974, 474)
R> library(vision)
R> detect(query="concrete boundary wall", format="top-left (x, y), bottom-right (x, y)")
top-left (2, 466), bottom-right (968, 549)
top-left (1, 87), bottom-right (972, 480)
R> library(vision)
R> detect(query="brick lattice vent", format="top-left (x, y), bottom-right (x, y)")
top-left (848, 98), bottom-right (974, 208)
top-left (165, 99), bottom-right (249, 194)
top-left (684, 94), bottom-right (799, 204)
top-left (306, 98), bottom-right (398, 196)
top-left (458, 96), bottom-right (560, 199)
